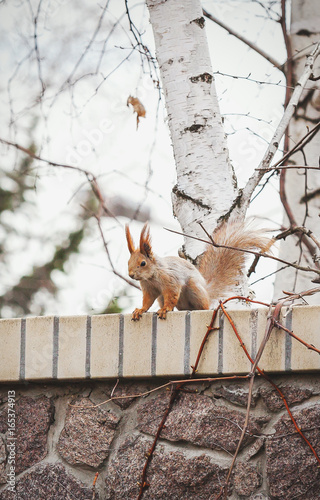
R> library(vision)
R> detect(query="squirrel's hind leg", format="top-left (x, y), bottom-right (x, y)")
top-left (180, 278), bottom-right (210, 311)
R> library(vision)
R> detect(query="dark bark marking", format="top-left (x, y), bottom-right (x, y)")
top-left (172, 184), bottom-right (212, 211)
top-left (184, 124), bottom-right (205, 133)
top-left (191, 17), bottom-right (205, 28)
top-left (190, 72), bottom-right (213, 84)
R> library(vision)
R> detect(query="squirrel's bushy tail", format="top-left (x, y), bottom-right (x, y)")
top-left (199, 222), bottom-right (272, 302)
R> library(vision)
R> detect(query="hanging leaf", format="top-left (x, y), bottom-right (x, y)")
top-left (127, 95), bottom-right (146, 130)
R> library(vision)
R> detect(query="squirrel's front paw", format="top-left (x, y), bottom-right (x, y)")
top-left (157, 307), bottom-right (171, 319)
top-left (132, 308), bottom-right (144, 321)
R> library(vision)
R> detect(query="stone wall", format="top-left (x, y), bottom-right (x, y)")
top-left (0, 374), bottom-right (319, 499)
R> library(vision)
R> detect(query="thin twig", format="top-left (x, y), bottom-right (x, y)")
top-left (271, 121), bottom-right (320, 170)
top-left (257, 164), bottom-right (320, 171)
top-left (137, 384), bottom-right (180, 499)
top-left (69, 375), bottom-right (250, 409)
top-left (94, 214), bottom-right (140, 289)
top-left (0, 137), bottom-right (93, 177)
top-left (276, 226), bottom-right (320, 251)
top-left (165, 225), bottom-right (320, 277)
top-left (274, 320), bottom-right (320, 354)
top-left (110, 379), bottom-right (120, 398)
top-left (92, 472), bottom-right (99, 500)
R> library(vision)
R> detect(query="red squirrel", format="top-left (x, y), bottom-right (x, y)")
top-left (126, 222), bottom-right (271, 320)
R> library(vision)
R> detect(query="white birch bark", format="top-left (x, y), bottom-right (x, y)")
top-left (273, 0), bottom-right (320, 303)
top-left (146, 0), bottom-right (237, 260)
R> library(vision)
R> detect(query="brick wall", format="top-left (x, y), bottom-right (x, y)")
top-left (0, 376), bottom-right (319, 499)
top-left (0, 307), bottom-right (319, 499)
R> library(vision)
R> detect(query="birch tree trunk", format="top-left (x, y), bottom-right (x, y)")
top-left (146, 0), bottom-right (237, 260)
top-left (273, 0), bottom-right (320, 302)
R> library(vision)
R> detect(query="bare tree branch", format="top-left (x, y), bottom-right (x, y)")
top-left (203, 8), bottom-right (282, 70)
top-left (238, 42), bottom-right (320, 214)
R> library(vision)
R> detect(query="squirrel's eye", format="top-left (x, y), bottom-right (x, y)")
top-left (140, 261), bottom-right (146, 267)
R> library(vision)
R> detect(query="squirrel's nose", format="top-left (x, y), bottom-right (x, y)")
top-left (129, 273), bottom-right (135, 279)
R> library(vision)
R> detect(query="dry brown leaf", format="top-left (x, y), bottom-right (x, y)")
top-left (127, 95), bottom-right (146, 130)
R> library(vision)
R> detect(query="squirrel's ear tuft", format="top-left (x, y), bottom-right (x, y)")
top-left (140, 222), bottom-right (153, 259)
top-left (125, 224), bottom-right (135, 254)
